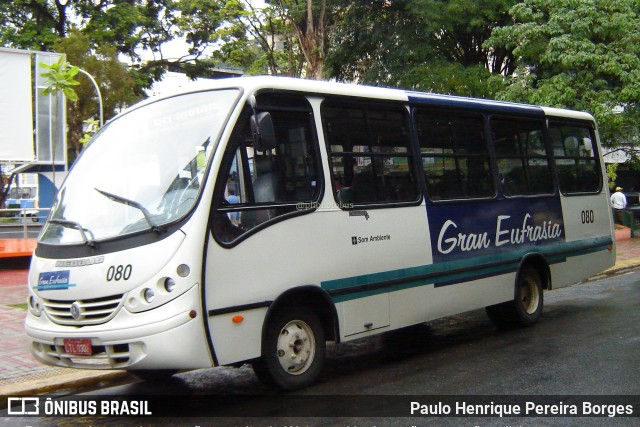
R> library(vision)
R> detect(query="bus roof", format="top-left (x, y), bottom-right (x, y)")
top-left (407, 91), bottom-right (544, 116)
top-left (123, 76), bottom-right (595, 123)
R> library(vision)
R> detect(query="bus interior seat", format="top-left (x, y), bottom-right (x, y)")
top-left (253, 156), bottom-right (280, 202)
top-left (241, 156), bottom-right (280, 228)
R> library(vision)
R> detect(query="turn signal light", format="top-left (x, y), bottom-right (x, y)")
top-left (232, 315), bottom-right (244, 324)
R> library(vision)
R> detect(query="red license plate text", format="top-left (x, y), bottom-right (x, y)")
top-left (63, 338), bottom-right (92, 355)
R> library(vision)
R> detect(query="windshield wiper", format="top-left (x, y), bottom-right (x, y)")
top-left (94, 188), bottom-right (166, 234)
top-left (48, 219), bottom-right (96, 248)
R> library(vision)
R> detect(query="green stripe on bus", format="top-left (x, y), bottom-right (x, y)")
top-left (322, 236), bottom-right (612, 303)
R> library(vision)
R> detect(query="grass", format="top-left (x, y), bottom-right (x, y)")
top-left (8, 303), bottom-right (27, 310)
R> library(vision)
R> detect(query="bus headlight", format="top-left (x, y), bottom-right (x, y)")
top-left (28, 294), bottom-right (42, 317)
top-left (164, 277), bottom-right (176, 293)
top-left (143, 288), bottom-right (155, 303)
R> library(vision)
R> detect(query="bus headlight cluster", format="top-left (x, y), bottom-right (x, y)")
top-left (28, 295), bottom-right (42, 317)
top-left (127, 264), bottom-right (192, 310)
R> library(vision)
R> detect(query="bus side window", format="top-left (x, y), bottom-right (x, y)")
top-left (415, 110), bottom-right (494, 200)
top-left (213, 95), bottom-right (321, 244)
top-left (491, 118), bottom-right (554, 197)
top-left (549, 124), bottom-right (600, 194)
top-left (323, 102), bottom-right (419, 205)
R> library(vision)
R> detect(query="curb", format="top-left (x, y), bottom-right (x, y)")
top-left (586, 260), bottom-right (640, 282)
top-left (0, 370), bottom-right (129, 402)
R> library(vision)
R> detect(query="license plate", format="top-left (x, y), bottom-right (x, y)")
top-left (63, 338), bottom-right (92, 355)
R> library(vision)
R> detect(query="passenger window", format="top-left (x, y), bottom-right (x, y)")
top-left (549, 123), bottom-right (600, 193)
top-left (416, 111), bottom-right (494, 200)
top-left (213, 94), bottom-right (321, 243)
top-left (491, 118), bottom-right (554, 196)
top-left (323, 102), bottom-right (419, 205)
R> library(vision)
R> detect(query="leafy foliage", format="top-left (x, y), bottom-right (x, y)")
top-left (2, 0), bottom-right (640, 154)
top-left (488, 0), bottom-right (640, 146)
top-left (40, 57), bottom-right (80, 101)
top-left (52, 32), bottom-right (140, 162)
top-left (327, 0), bottom-right (516, 96)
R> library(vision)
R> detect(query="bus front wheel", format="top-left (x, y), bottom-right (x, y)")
top-left (486, 266), bottom-right (543, 327)
top-left (252, 308), bottom-right (325, 390)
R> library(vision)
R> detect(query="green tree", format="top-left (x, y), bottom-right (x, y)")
top-left (328, 0), bottom-right (516, 96)
top-left (176, 0), bottom-right (297, 76)
top-left (0, 1), bottom-right (184, 90)
top-left (177, 0), bottom-right (342, 78)
top-left (274, 0), bottom-right (335, 80)
top-left (0, 1), bottom-right (177, 162)
top-left (52, 32), bottom-right (140, 162)
top-left (487, 0), bottom-right (640, 147)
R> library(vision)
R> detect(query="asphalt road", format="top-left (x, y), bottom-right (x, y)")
top-left (4, 269), bottom-right (640, 427)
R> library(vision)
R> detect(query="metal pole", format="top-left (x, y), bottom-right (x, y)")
top-left (22, 208), bottom-right (28, 238)
top-left (77, 68), bottom-right (104, 127)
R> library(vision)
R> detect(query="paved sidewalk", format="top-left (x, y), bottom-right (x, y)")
top-left (0, 259), bottom-right (128, 400)
top-left (1, 236), bottom-right (639, 400)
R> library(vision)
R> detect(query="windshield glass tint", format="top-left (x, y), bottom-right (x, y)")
top-left (41, 89), bottom-right (240, 244)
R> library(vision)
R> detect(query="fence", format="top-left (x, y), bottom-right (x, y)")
top-left (0, 208), bottom-right (49, 239)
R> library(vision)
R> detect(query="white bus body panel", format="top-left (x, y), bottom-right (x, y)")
top-left (206, 202), bottom-right (431, 364)
top-left (554, 193), bottom-right (615, 288)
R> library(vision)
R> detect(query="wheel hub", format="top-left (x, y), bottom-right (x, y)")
top-left (276, 320), bottom-right (315, 375)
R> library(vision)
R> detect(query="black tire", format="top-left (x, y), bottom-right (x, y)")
top-left (252, 308), bottom-right (325, 391)
top-left (486, 266), bottom-right (543, 327)
top-left (131, 369), bottom-right (178, 381)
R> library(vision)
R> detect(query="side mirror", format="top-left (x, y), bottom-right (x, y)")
top-left (251, 112), bottom-right (276, 152)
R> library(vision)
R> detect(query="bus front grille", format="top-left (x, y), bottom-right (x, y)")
top-left (41, 294), bottom-right (124, 325)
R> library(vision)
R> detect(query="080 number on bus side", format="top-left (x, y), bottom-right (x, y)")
top-left (581, 209), bottom-right (595, 224)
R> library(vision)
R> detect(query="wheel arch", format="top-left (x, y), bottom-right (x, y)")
top-left (518, 253), bottom-right (551, 290)
top-left (263, 285), bottom-right (339, 345)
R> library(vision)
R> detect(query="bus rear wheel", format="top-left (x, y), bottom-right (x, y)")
top-left (252, 308), bottom-right (325, 390)
top-left (486, 266), bottom-right (543, 327)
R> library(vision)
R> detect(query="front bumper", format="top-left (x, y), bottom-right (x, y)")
top-left (26, 283), bottom-right (213, 370)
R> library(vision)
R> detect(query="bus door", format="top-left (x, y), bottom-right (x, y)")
top-left (320, 99), bottom-right (431, 337)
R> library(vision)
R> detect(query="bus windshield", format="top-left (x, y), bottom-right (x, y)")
top-left (41, 89), bottom-right (240, 245)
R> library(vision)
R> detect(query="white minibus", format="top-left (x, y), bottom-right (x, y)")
top-left (26, 77), bottom-right (615, 390)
